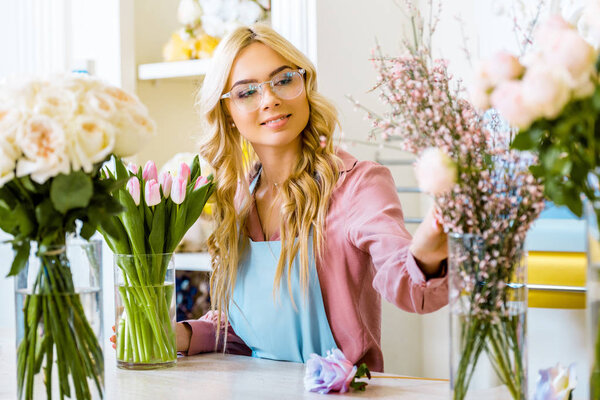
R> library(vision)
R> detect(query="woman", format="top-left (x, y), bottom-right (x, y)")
top-left (175, 24), bottom-right (448, 372)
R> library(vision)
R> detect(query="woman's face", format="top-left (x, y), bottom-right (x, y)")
top-left (224, 42), bottom-right (310, 152)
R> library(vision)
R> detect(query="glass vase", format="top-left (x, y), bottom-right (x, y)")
top-left (586, 201), bottom-right (600, 399)
top-left (449, 233), bottom-right (527, 400)
top-left (114, 253), bottom-right (176, 369)
top-left (14, 238), bottom-right (104, 400)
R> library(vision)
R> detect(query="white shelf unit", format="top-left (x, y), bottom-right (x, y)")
top-left (174, 252), bottom-right (212, 272)
top-left (137, 59), bottom-right (210, 80)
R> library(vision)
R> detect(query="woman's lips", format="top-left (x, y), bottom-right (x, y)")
top-left (261, 114), bottom-right (292, 129)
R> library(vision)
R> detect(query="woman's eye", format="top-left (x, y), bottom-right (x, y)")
top-left (275, 76), bottom-right (293, 86)
top-left (236, 88), bottom-right (257, 99)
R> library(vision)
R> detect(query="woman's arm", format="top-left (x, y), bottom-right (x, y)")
top-left (344, 162), bottom-right (448, 313)
top-left (180, 311), bottom-right (252, 356)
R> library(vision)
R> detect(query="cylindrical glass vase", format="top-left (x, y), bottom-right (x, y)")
top-left (449, 233), bottom-right (527, 400)
top-left (14, 238), bottom-right (104, 400)
top-left (114, 253), bottom-right (176, 369)
top-left (586, 201), bottom-right (600, 399)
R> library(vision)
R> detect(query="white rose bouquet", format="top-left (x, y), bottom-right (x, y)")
top-left (0, 74), bottom-right (155, 399)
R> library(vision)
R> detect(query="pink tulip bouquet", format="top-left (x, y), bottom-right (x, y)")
top-left (100, 156), bottom-right (214, 367)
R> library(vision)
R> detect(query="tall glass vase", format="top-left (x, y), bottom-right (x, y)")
top-left (114, 253), bottom-right (176, 369)
top-left (586, 201), bottom-right (600, 399)
top-left (14, 238), bottom-right (104, 400)
top-left (449, 233), bottom-right (527, 400)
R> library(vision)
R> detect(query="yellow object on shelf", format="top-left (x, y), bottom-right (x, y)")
top-left (527, 251), bottom-right (586, 309)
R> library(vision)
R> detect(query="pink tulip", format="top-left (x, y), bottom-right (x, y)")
top-left (159, 171), bottom-right (173, 198)
top-left (178, 162), bottom-right (191, 183)
top-left (142, 160), bottom-right (158, 182)
top-left (127, 162), bottom-right (139, 175)
top-left (171, 175), bottom-right (187, 205)
top-left (126, 177), bottom-right (140, 206)
top-left (193, 175), bottom-right (209, 190)
top-left (144, 179), bottom-right (161, 207)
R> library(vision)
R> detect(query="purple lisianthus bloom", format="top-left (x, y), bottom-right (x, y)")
top-left (304, 349), bottom-right (357, 394)
top-left (534, 363), bottom-right (577, 400)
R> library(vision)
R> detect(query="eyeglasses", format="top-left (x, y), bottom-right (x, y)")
top-left (221, 69), bottom-right (306, 112)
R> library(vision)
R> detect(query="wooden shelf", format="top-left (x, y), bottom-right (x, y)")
top-left (137, 59), bottom-right (210, 80)
top-left (174, 252), bottom-right (211, 272)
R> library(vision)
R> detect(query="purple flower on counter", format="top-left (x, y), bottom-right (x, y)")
top-left (534, 363), bottom-right (577, 400)
top-left (304, 349), bottom-right (370, 394)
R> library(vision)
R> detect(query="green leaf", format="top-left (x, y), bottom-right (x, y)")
top-left (350, 381), bottom-right (368, 391)
top-left (7, 241), bottom-right (30, 277)
top-left (0, 200), bottom-right (17, 234)
top-left (50, 172), bottom-right (93, 214)
top-left (114, 156), bottom-right (130, 181)
top-left (35, 199), bottom-right (61, 229)
top-left (593, 85), bottom-right (600, 111)
top-left (14, 204), bottom-right (35, 237)
top-left (190, 155), bottom-right (200, 180)
top-left (511, 127), bottom-right (543, 150)
top-left (149, 202), bottom-right (166, 254)
top-left (80, 219), bottom-right (97, 240)
top-left (117, 190), bottom-right (147, 255)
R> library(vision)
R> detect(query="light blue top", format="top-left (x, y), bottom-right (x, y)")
top-left (227, 170), bottom-right (338, 363)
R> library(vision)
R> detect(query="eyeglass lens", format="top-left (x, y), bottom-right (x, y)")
top-left (231, 70), bottom-right (304, 111)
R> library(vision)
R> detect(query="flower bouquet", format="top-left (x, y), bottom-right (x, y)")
top-left (350, 2), bottom-right (545, 398)
top-left (0, 74), bottom-right (155, 399)
top-left (163, 0), bottom-right (270, 61)
top-left (472, 7), bottom-right (600, 398)
top-left (100, 156), bottom-right (215, 368)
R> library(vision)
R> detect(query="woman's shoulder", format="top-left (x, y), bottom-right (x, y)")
top-left (335, 147), bottom-right (392, 181)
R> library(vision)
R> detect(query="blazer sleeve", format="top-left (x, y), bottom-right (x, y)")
top-left (344, 161), bottom-right (448, 314)
top-left (182, 311), bottom-right (252, 356)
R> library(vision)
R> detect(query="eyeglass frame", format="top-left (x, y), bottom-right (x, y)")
top-left (220, 68), bottom-right (306, 110)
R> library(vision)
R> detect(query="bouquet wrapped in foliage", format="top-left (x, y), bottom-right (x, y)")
top-left (100, 156), bottom-right (215, 368)
top-left (0, 74), bottom-right (155, 399)
top-left (350, 2), bottom-right (545, 398)
top-left (473, 7), bottom-right (600, 398)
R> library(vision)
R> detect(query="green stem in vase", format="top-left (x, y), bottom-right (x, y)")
top-left (591, 309), bottom-right (600, 398)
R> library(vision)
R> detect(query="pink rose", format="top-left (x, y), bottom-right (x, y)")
top-left (483, 51), bottom-right (524, 86)
top-left (304, 349), bottom-right (357, 394)
top-left (540, 29), bottom-right (596, 82)
top-left (414, 147), bottom-right (457, 196)
top-left (521, 65), bottom-right (570, 120)
top-left (490, 80), bottom-right (536, 129)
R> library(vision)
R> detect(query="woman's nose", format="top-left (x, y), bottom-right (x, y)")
top-left (260, 85), bottom-right (281, 110)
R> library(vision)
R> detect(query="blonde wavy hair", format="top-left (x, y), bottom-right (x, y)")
top-left (196, 24), bottom-right (342, 347)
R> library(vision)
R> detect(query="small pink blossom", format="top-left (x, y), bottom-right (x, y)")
top-left (142, 160), bottom-right (157, 182)
top-left (126, 177), bottom-right (140, 206)
top-left (193, 175), bottom-right (208, 190)
top-left (304, 349), bottom-right (357, 394)
top-left (414, 148), bottom-right (457, 195)
top-left (144, 179), bottom-right (161, 207)
top-left (171, 175), bottom-right (187, 204)
top-left (159, 171), bottom-right (173, 198)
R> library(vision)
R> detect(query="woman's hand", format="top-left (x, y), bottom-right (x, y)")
top-left (410, 205), bottom-right (448, 277)
top-left (109, 322), bottom-right (193, 353)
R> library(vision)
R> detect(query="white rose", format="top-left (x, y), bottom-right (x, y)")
top-left (237, 0), bottom-right (264, 25)
top-left (0, 109), bottom-right (20, 187)
top-left (578, 0), bottom-right (600, 48)
top-left (198, 0), bottom-right (222, 16)
top-left (521, 65), bottom-right (571, 120)
top-left (112, 106), bottom-right (156, 157)
top-left (16, 115), bottom-right (70, 184)
top-left (540, 28), bottom-right (597, 82)
top-left (178, 0), bottom-right (203, 26)
top-left (33, 85), bottom-right (78, 122)
top-left (490, 80), bottom-right (536, 129)
top-left (414, 147), bottom-right (457, 196)
top-left (201, 14), bottom-right (227, 38)
top-left (66, 116), bottom-right (116, 173)
top-left (84, 90), bottom-right (118, 120)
